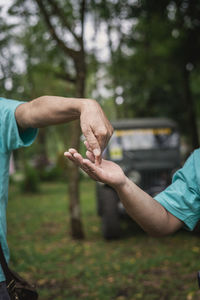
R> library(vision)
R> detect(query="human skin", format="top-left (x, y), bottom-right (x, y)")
top-left (15, 96), bottom-right (113, 164)
top-left (64, 144), bottom-right (183, 237)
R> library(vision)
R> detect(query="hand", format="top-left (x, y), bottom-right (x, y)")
top-left (15, 97), bottom-right (113, 164)
top-left (64, 148), bottom-right (127, 189)
top-left (80, 100), bottom-right (113, 164)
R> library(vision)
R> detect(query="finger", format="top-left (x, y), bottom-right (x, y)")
top-left (65, 151), bottom-right (95, 177)
top-left (82, 158), bottom-right (103, 177)
top-left (84, 140), bottom-right (103, 158)
top-left (64, 151), bottom-right (76, 160)
top-left (68, 148), bottom-right (78, 155)
top-left (86, 150), bottom-right (95, 163)
top-left (102, 135), bottom-right (110, 151)
top-left (81, 168), bottom-right (99, 181)
top-left (73, 154), bottom-right (93, 174)
top-left (69, 152), bottom-right (85, 170)
top-left (95, 154), bottom-right (102, 166)
top-left (84, 141), bottom-right (93, 152)
top-left (96, 124), bottom-right (113, 154)
top-left (73, 152), bottom-right (84, 164)
top-left (65, 149), bottom-right (82, 164)
top-left (96, 134), bottom-right (107, 152)
top-left (85, 170), bottom-right (99, 181)
top-left (82, 127), bottom-right (101, 158)
top-left (65, 152), bottom-right (99, 180)
top-left (81, 162), bottom-right (99, 180)
top-left (64, 151), bottom-right (72, 159)
top-left (84, 135), bottom-right (102, 165)
top-left (64, 152), bottom-right (79, 166)
top-left (71, 153), bottom-right (99, 180)
top-left (85, 141), bottom-right (102, 165)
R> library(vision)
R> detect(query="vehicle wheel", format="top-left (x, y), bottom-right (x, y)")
top-left (96, 184), bottom-right (104, 216)
top-left (101, 187), bottom-right (120, 240)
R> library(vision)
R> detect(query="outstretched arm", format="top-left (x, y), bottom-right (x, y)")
top-left (64, 147), bottom-right (183, 237)
top-left (15, 96), bottom-right (113, 162)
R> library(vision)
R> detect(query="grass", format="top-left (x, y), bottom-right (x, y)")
top-left (7, 180), bottom-right (200, 300)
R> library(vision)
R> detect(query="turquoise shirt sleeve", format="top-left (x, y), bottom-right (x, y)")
top-left (0, 97), bottom-right (38, 153)
top-left (154, 149), bottom-right (200, 231)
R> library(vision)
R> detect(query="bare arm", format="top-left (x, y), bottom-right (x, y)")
top-left (15, 96), bottom-right (83, 128)
top-left (15, 96), bottom-right (113, 162)
top-left (115, 176), bottom-right (183, 237)
top-left (64, 148), bottom-right (183, 237)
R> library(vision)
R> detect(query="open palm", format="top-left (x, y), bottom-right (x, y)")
top-left (64, 149), bottom-right (126, 188)
top-left (84, 158), bottom-right (126, 187)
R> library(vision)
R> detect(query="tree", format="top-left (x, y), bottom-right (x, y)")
top-left (0, 7), bottom-right (18, 98)
top-left (134, 0), bottom-right (200, 148)
top-left (7, 0), bottom-right (88, 238)
top-left (34, 0), bottom-right (87, 239)
top-left (91, 0), bottom-right (200, 148)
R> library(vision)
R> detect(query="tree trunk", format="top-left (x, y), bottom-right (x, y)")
top-left (183, 68), bottom-right (199, 149)
top-left (35, 0), bottom-right (87, 239)
top-left (68, 0), bottom-right (86, 239)
top-left (68, 55), bottom-right (86, 239)
top-left (35, 128), bottom-right (50, 172)
top-left (68, 120), bottom-right (84, 239)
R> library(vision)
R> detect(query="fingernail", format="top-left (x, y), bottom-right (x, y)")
top-left (93, 149), bottom-right (100, 156)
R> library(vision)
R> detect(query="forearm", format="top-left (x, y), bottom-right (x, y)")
top-left (114, 177), bottom-right (182, 236)
top-left (15, 95), bottom-right (87, 128)
top-left (65, 150), bottom-right (183, 235)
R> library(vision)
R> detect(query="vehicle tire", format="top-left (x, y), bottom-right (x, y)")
top-left (96, 184), bottom-right (104, 216)
top-left (101, 187), bottom-right (120, 240)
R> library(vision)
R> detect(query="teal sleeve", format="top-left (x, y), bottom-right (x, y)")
top-left (0, 97), bottom-right (38, 153)
top-left (154, 150), bottom-right (200, 231)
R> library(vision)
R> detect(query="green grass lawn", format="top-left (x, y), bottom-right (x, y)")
top-left (7, 180), bottom-right (200, 300)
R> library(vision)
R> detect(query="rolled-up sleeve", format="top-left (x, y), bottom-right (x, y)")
top-left (154, 150), bottom-right (200, 231)
top-left (0, 97), bottom-right (38, 153)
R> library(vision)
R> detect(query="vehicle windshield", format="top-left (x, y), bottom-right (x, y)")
top-left (108, 128), bottom-right (179, 159)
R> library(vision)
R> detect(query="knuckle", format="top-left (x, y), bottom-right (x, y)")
top-left (97, 128), bottom-right (107, 137)
top-left (90, 142), bottom-right (98, 149)
top-left (87, 139), bottom-right (98, 149)
top-left (83, 127), bottom-right (90, 137)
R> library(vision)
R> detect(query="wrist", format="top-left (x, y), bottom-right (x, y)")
top-left (111, 175), bottom-right (130, 192)
top-left (66, 97), bottom-right (83, 117)
top-left (56, 97), bottom-right (94, 120)
top-left (80, 98), bottom-right (96, 113)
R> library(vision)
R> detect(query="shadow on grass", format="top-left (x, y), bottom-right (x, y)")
top-left (104, 214), bottom-right (200, 242)
top-left (119, 215), bottom-right (146, 239)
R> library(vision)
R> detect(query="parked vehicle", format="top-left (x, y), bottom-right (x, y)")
top-left (96, 118), bottom-right (181, 239)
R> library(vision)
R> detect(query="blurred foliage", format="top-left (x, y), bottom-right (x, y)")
top-left (38, 166), bottom-right (64, 182)
top-left (0, 0), bottom-right (200, 172)
top-left (90, 0), bottom-right (200, 147)
top-left (19, 163), bottom-right (40, 193)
